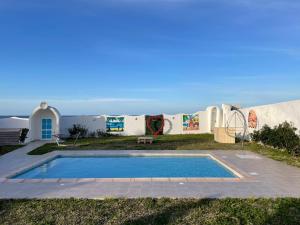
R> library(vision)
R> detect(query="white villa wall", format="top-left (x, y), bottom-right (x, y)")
top-left (60, 115), bottom-right (145, 137)
top-left (1, 100), bottom-right (299, 140)
top-left (123, 115), bottom-right (145, 136)
top-left (200, 111), bottom-right (210, 133)
top-left (60, 116), bottom-right (106, 136)
top-left (163, 111), bottom-right (211, 135)
top-left (0, 117), bottom-right (29, 129)
top-left (163, 114), bottom-right (182, 135)
top-left (223, 100), bottom-right (300, 134)
top-left (60, 111), bottom-right (213, 137)
top-left (242, 100), bottom-right (300, 132)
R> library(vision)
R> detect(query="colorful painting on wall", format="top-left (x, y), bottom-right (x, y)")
top-left (183, 114), bottom-right (199, 131)
top-left (106, 117), bottom-right (125, 132)
top-left (248, 110), bottom-right (258, 129)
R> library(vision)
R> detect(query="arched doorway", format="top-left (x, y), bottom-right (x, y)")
top-left (29, 102), bottom-right (61, 141)
top-left (207, 106), bottom-right (222, 133)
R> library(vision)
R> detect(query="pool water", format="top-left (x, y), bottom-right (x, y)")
top-left (13, 156), bottom-right (237, 179)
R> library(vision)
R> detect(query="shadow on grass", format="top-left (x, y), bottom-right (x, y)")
top-left (263, 198), bottom-right (300, 225)
top-left (1, 198), bottom-right (300, 225)
top-left (121, 199), bottom-right (211, 225)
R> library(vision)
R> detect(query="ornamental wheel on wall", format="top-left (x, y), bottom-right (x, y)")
top-left (225, 106), bottom-right (248, 148)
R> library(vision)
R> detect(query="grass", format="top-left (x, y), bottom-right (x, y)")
top-left (27, 134), bottom-right (300, 168)
top-left (245, 142), bottom-right (300, 168)
top-left (0, 145), bottom-right (22, 156)
top-left (27, 134), bottom-right (248, 153)
top-left (0, 198), bottom-right (300, 225)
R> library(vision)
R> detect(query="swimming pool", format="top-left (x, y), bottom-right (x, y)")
top-left (12, 155), bottom-right (239, 179)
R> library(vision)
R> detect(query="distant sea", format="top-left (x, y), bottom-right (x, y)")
top-left (0, 115), bottom-right (135, 119)
top-left (0, 115), bottom-right (29, 119)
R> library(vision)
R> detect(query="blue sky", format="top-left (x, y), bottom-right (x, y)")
top-left (0, 0), bottom-right (300, 115)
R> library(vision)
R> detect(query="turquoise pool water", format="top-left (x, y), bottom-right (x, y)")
top-left (13, 156), bottom-right (237, 179)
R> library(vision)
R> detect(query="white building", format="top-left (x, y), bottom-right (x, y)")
top-left (0, 100), bottom-right (300, 142)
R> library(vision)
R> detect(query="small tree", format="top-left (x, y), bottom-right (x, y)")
top-left (68, 124), bottom-right (88, 138)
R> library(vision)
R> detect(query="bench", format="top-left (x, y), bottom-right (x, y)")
top-left (137, 137), bottom-right (153, 144)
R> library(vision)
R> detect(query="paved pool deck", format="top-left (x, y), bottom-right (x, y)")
top-left (0, 142), bottom-right (300, 199)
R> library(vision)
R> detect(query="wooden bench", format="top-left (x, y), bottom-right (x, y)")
top-left (137, 137), bottom-right (153, 144)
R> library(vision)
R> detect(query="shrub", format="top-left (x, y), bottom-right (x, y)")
top-left (259, 125), bottom-right (275, 146)
top-left (274, 122), bottom-right (299, 152)
top-left (68, 124), bottom-right (88, 138)
top-left (250, 129), bottom-right (261, 142)
top-left (251, 121), bottom-right (300, 156)
top-left (19, 128), bottom-right (29, 143)
top-left (96, 129), bottom-right (119, 137)
top-left (88, 132), bottom-right (96, 138)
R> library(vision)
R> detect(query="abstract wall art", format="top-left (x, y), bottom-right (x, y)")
top-left (183, 114), bottom-right (199, 131)
top-left (248, 110), bottom-right (258, 129)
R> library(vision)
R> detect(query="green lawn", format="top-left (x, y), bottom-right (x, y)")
top-left (29, 134), bottom-right (246, 153)
top-left (0, 145), bottom-right (22, 156)
top-left (27, 134), bottom-right (300, 168)
top-left (1, 198), bottom-right (300, 225)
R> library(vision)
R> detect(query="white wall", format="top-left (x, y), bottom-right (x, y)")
top-left (163, 114), bottom-right (183, 135)
top-left (223, 100), bottom-right (300, 135)
top-left (5, 101), bottom-right (281, 138)
top-left (60, 116), bottom-right (106, 137)
top-left (163, 111), bottom-right (211, 135)
top-left (123, 115), bottom-right (146, 136)
top-left (242, 100), bottom-right (300, 132)
top-left (0, 117), bottom-right (29, 129)
top-left (60, 115), bottom-right (146, 136)
top-left (58, 111), bottom-right (213, 137)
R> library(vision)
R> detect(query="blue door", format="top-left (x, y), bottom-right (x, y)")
top-left (41, 118), bottom-right (52, 140)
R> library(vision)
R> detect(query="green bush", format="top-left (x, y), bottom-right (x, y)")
top-left (250, 129), bottom-right (261, 142)
top-left (88, 131), bottom-right (96, 138)
top-left (68, 124), bottom-right (88, 138)
top-left (96, 129), bottom-right (119, 137)
top-left (250, 122), bottom-right (300, 156)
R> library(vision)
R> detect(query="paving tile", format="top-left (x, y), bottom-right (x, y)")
top-left (76, 178), bottom-right (96, 183)
top-left (58, 179), bottom-right (78, 183)
top-left (41, 179), bottom-right (60, 183)
top-left (5, 179), bottom-right (24, 183)
top-left (0, 178), bottom-right (7, 183)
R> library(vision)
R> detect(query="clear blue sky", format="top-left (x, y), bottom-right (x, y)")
top-left (0, 0), bottom-right (300, 115)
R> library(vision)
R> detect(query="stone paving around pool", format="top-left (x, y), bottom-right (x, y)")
top-left (0, 142), bottom-right (300, 199)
